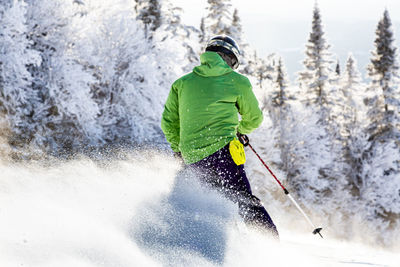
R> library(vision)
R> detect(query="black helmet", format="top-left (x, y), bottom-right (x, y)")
top-left (205, 35), bottom-right (240, 69)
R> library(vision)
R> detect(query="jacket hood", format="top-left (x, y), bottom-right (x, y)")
top-left (193, 52), bottom-right (233, 77)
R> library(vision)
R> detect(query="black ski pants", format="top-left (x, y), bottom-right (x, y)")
top-left (190, 144), bottom-right (279, 238)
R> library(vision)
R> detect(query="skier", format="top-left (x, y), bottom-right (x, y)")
top-left (161, 35), bottom-right (279, 238)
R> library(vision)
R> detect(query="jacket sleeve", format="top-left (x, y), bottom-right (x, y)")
top-left (161, 82), bottom-right (180, 152)
top-left (236, 79), bottom-right (263, 134)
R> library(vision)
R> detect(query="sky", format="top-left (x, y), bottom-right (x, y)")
top-left (173, 0), bottom-right (400, 80)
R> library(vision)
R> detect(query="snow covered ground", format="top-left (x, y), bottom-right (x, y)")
top-left (1, 152), bottom-right (399, 267)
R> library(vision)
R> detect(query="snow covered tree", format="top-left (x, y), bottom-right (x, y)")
top-left (329, 59), bottom-right (356, 136)
top-left (230, 8), bottom-right (243, 43)
top-left (340, 54), bottom-right (364, 138)
top-left (365, 9), bottom-right (400, 142)
top-left (341, 54), bottom-right (368, 201)
top-left (77, 1), bottom-right (151, 145)
top-left (254, 54), bottom-right (275, 90)
top-left (329, 54), bottom-right (365, 197)
top-left (343, 55), bottom-right (362, 90)
top-left (330, 59), bottom-right (341, 85)
top-left (199, 17), bottom-right (206, 43)
top-left (361, 138), bottom-right (400, 246)
top-left (75, 0), bottom-right (192, 147)
top-left (229, 7), bottom-right (259, 79)
top-left (341, 54), bottom-right (366, 120)
top-left (335, 60), bottom-right (341, 76)
top-left (281, 107), bottom-right (332, 201)
top-left (361, 10), bottom-right (400, 244)
top-left (203, 0), bottom-right (233, 40)
top-left (24, 0), bottom-right (100, 153)
top-left (248, 53), bottom-right (275, 115)
top-left (298, 3), bottom-right (335, 131)
top-left (269, 58), bottom-right (293, 174)
top-left (286, 4), bottom-right (347, 218)
top-left (0, 0), bottom-right (41, 150)
top-left (298, 4), bottom-right (334, 106)
top-left (271, 58), bottom-right (289, 109)
top-left (158, 1), bottom-right (201, 70)
top-left (135, 0), bottom-right (162, 38)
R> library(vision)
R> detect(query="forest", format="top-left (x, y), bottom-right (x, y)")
top-left (0, 0), bottom-right (399, 247)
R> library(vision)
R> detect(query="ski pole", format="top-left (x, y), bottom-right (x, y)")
top-left (246, 141), bottom-right (324, 239)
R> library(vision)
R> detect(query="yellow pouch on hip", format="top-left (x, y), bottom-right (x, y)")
top-left (229, 139), bottom-right (246, 166)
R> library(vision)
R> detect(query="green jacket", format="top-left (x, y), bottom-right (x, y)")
top-left (161, 51), bottom-right (263, 164)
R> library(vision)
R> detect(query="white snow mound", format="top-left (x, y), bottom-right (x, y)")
top-left (0, 152), bottom-right (399, 267)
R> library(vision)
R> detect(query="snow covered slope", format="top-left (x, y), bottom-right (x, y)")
top-left (0, 152), bottom-right (399, 267)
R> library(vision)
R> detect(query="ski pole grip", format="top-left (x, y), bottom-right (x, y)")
top-left (237, 133), bottom-right (249, 147)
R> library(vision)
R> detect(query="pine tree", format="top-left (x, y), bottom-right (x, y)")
top-left (271, 58), bottom-right (289, 108)
top-left (341, 53), bottom-right (365, 117)
top-left (203, 0), bottom-right (233, 39)
top-left (148, 0), bottom-right (200, 72)
top-left (335, 54), bottom-right (365, 196)
top-left (343, 54), bottom-right (361, 89)
top-left (199, 17), bottom-right (206, 43)
top-left (335, 59), bottom-right (341, 76)
top-left (254, 54), bottom-right (274, 91)
top-left (248, 53), bottom-right (275, 114)
top-left (341, 54), bottom-right (363, 127)
top-left (230, 9), bottom-right (242, 42)
top-left (330, 59), bottom-right (341, 85)
top-left (289, 4), bottom-right (344, 215)
top-left (366, 9), bottom-right (400, 141)
top-left (298, 4), bottom-right (334, 106)
top-left (269, 58), bottom-right (292, 174)
top-left (361, 10), bottom-right (400, 242)
top-left (228, 7), bottom-right (251, 75)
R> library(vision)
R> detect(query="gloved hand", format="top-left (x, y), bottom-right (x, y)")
top-left (237, 133), bottom-right (249, 146)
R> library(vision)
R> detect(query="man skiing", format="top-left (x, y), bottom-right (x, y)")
top-left (161, 35), bottom-right (278, 237)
